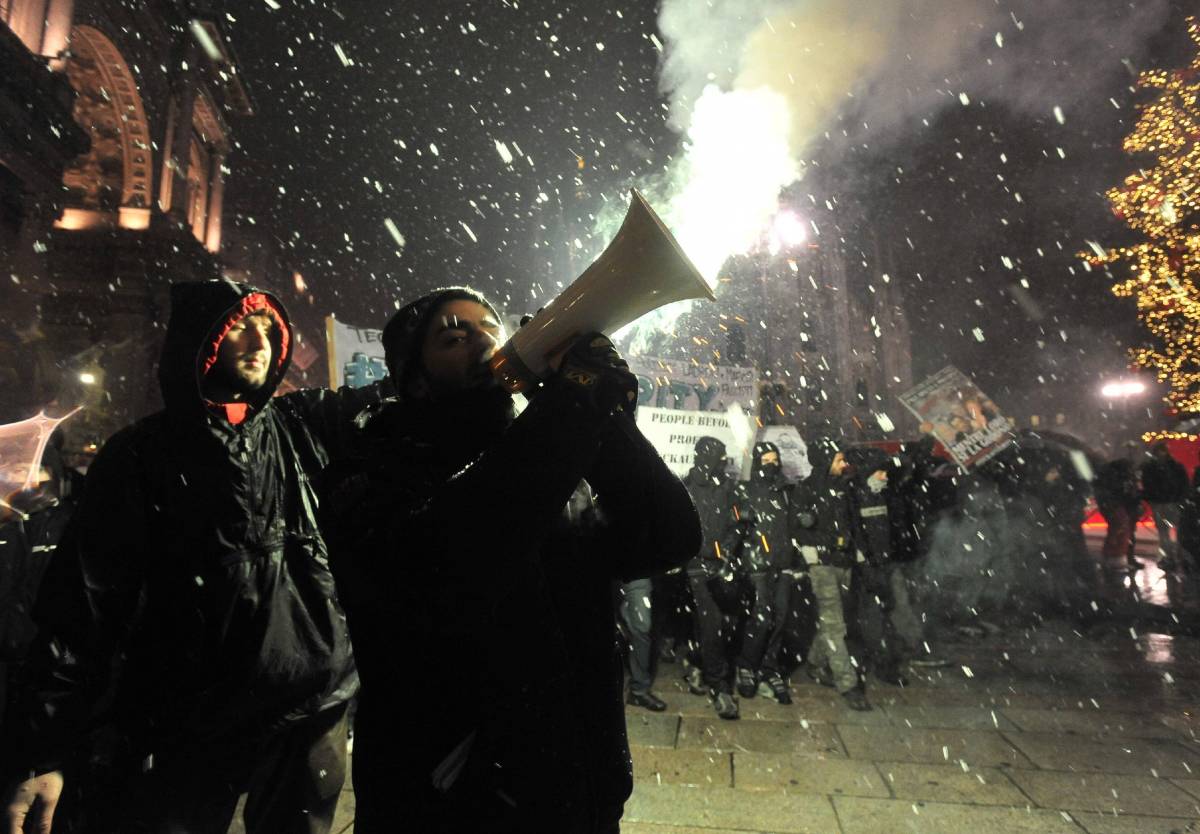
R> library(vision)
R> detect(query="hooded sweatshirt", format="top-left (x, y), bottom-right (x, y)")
top-left (3, 279), bottom-right (373, 780)
top-left (792, 439), bottom-right (858, 568)
top-left (728, 441), bottom-right (793, 572)
top-left (681, 441), bottom-right (737, 576)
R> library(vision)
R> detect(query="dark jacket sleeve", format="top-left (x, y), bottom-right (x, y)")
top-left (583, 417), bottom-right (702, 582)
top-left (1, 431), bottom-right (148, 782)
top-left (335, 386), bottom-right (614, 596)
top-left (280, 379), bottom-right (391, 461)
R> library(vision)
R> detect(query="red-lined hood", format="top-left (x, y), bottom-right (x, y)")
top-left (198, 292), bottom-right (290, 380)
top-left (158, 280), bottom-right (294, 419)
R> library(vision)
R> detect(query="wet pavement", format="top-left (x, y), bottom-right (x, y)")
top-left (250, 536), bottom-right (1200, 834)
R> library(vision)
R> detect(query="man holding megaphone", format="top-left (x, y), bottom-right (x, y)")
top-left (321, 285), bottom-right (701, 833)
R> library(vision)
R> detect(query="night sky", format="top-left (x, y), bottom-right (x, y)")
top-left (221, 0), bottom-right (1197, 423)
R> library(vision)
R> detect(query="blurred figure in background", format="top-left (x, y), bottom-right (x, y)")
top-left (846, 448), bottom-right (908, 688)
top-left (0, 438), bottom-right (81, 731)
top-left (792, 438), bottom-right (872, 711)
top-left (1094, 458), bottom-right (1141, 565)
top-left (1140, 442), bottom-right (1189, 571)
top-left (679, 436), bottom-right (740, 719)
top-left (728, 442), bottom-right (795, 706)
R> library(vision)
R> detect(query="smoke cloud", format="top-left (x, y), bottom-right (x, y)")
top-left (615, 0), bottom-right (1172, 350)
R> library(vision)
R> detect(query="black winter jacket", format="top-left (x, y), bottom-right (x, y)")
top-left (322, 383), bottom-right (700, 834)
top-left (1141, 455), bottom-right (1189, 503)
top-left (852, 473), bottom-right (894, 565)
top-left (681, 465), bottom-right (736, 576)
top-left (1, 281), bottom-right (373, 781)
top-left (728, 467), bottom-right (793, 573)
top-left (791, 465), bottom-right (858, 569)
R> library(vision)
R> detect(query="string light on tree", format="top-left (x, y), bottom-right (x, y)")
top-left (1084, 17), bottom-right (1200, 414)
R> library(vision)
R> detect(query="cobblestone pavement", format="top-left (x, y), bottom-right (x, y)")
top-left (246, 540), bottom-right (1200, 834)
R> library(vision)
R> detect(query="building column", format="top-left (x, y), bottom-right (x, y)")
top-left (6, 0), bottom-right (50, 54)
top-left (40, 0), bottom-right (74, 67)
top-left (204, 151), bottom-right (225, 253)
top-left (158, 39), bottom-right (200, 222)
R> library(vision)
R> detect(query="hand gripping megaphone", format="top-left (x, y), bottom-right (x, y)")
top-left (489, 189), bottom-right (716, 392)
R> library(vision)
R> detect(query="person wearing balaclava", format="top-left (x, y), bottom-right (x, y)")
top-left (679, 436), bottom-right (741, 719)
top-left (846, 448), bottom-right (909, 688)
top-left (321, 287), bottom-right (700, 834)
top-left (726, 441), bottom-right (795, 705)
top-left (792, 437), bottom-right (873, 710)
top-left (2, 279), bottom-right (382, 833)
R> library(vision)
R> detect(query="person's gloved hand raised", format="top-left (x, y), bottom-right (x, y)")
top-left (551, 332), bottom-right (638, 418)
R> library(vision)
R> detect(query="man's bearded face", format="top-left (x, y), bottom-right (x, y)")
top-left (214, 312), bottom-right (274, 395)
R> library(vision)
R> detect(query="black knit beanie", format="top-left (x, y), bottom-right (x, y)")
top-left (381, 286), bottom-right (502, 393)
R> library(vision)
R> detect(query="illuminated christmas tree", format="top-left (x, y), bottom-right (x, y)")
top-left (1085, 17), bottom-right (1200, 415)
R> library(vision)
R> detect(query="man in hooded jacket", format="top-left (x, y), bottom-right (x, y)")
top-left (845, 449), bottom-right (908, 687)
top-left (321, 287), bottom-right (700, 834)
top-left (727, 441), bottom-right (794, 705)
top-left (792, 438), bottom-right (871, 710)
top-left (679, 436), bottom-right (740, 719)
top-left (2, 279), bottom-right (374, 833)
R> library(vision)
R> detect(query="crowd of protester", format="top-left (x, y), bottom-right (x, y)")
top-left (618, 434), bottom-right (1200, 728)
top-left (615, 433), bottom-right (956, 719)
top-left (0, 278), bottom-right (1197, 833)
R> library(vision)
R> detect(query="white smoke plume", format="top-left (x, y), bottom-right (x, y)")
top-left (615, 0), bottom-right (1172, 351)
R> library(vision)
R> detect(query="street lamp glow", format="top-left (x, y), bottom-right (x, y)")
top-left (774, 210), bottom-right (807, 246)
top-left (766, 210), bottom-right (807, 255)
top-left (1101, 380), bottom-right (1146, 398)
top-left (78, 372), bottom-right (96, 385)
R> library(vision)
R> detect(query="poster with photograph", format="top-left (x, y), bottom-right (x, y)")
top-left (899, 366), bottom-right (1014, 469)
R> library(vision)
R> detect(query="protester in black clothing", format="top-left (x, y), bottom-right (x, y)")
top-left (792, 438), bottom-right (871, 710)
top-left (886, 439), bottom-right (952, 668)
top-left (846, 450), bottom-right (909, 687)
top-left (1030, 462), bottom-right (1093, 609)
top-left (0, 442), bottom-right (79, 718)
top-left (1094, 458), bottom-right (1142, 563)
top-left (1140, 442), bottom-right (1190, 570)
top-left (321, 287), bottom-right (700, 834)
top-left (2, 280), bottom-right (376, 834)
top-left (727, 441), bottom-right (795, 705)
top-left (679, 436), bottom-right (740, 719)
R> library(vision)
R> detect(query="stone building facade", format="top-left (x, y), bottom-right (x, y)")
top-left (0, 0), bottom-right (251, 444)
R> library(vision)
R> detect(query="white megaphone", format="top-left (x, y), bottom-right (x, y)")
top-left (490, 189), bottom-right (715, 392)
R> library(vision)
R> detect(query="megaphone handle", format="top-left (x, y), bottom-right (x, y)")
top-left (490, 332), bottom-right (580, 393)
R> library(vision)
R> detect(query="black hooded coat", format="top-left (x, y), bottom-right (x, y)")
top-left (681, 461), bottom-right (737, 576)
top-left (728, 442), bottom-right (793, 573)
top-left (791, 442), bottom-right (858, 568)
top-left (1, 280), bottom-right (372, 782)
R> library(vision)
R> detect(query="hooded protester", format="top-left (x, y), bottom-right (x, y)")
top-left (320, 287), bottom-right (700, 834)
top-left (1, 279), bottom-right (379, 834)
top-left (844, 448), bottom-right (908, 687)
top-left (726, 441), bottom-right (795, 705)
top-left (679, 436), bottom-right (740, 719)
top-left (791, 437), bottom-right (871, 710)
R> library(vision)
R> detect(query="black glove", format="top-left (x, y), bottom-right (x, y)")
top-left (551, 332), bottom-right (638, 418)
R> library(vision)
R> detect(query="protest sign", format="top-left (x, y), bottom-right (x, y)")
top-left (899, 366), bottom-right (1013, 469)
top-left (325, 316), bottom-right (388, 389)
top-left (758, 424), bottom-right (810, 482)
top-left (628, 358), bottom-right (758, 476)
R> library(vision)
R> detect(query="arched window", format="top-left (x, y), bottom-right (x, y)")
top-left (57, 25), bottom-right (152, 230)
